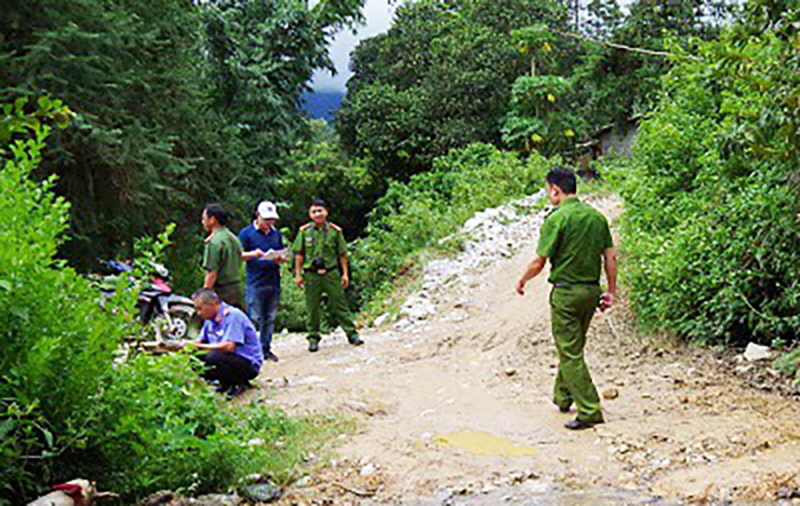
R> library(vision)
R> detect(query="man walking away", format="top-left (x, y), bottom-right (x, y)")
top-left (201, 203), bottom-right (244, 309)
top-left (516, 168), bottom-right (617, 430)
top-left (239, 200), bottom-right (286, 362)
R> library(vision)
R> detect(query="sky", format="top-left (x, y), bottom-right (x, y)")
top-left (310, 0), bottom-right (637, 93)
top-left (310, 0), bottom-right (400, 92)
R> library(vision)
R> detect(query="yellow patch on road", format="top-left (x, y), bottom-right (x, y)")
top-left (434, 431), bottom-right (537, 456)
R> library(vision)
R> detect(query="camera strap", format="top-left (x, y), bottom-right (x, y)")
top-left (310, 223), bottom-right (329, 274)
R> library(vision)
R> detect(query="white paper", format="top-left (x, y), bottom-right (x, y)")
top-left (261, 248), bottom-right (289, 261)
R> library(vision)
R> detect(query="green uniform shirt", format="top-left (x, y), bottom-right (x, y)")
top-left (203, 227), bottom-right (242, 286)
top-left (536, 197), bottom-right (613, 285)
top-left (292, 223), bottom-right (347, 270)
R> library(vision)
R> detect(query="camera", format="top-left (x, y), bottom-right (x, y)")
top-left (311, 257), bottom-right (326, 271)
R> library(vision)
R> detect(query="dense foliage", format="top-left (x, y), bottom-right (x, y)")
top-left (573, 0), bottom-right (736, 129)
top-left (337, 0), bottom-right (736, 189)
top-left (349, 143), bottom-right (551, 313)
top-left (0, 102), bottom-right (321, 504)
top-left (0, 0), bottom-right (363, 273)
top-left (615, 1), bottom-right (799, 346)
top-left (337, 0), bottom-right (570, 182)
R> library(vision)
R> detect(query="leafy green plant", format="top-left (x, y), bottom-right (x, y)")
top-left (503, 25), bottom-right (584, 155)
top-left (0, 99), bottom-right (323, 503)
top-left (773, 348), bottom-right (800, 381)
top-left (613, 7), bottom-right (799, 346)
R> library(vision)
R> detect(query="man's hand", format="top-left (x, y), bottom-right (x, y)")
top-left (598, 292), bottom-right (614, 311)
top-left (341, 273), bottom-right (349, 289)
top-left (295, 275), bottom-right (305, 289)
top-left (158, 340), bottom-right (189, 352)
top-left (516, 256), bottom-right (545, 296)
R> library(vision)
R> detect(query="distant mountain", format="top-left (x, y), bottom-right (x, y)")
top-left (301, 90), bottom-right (345, 122)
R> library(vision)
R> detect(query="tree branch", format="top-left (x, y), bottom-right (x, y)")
top-left (557, 30), bottom-right (703, 61)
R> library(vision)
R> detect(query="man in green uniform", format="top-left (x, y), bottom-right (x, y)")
top-left (201, 203), bottom-right (244, 309)
top-left (516, 168), bottom-right (617, 430)
top-left (293, 198), bottom-right (363, 352)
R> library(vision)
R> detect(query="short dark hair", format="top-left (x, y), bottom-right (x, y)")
top-left (309, 197), bottom-right (327, 209)
top-left (204, 203), bottom-right (228, 226)
top-left (545, 168), bottom-right (577, 195)
top-left (192, 288), bottom-right (220, 305)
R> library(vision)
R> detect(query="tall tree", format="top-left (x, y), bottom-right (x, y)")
top-left (572, 0), bottom-right (738, 128)
top-left (0, 0), bottom-right (242, 266)
top-left (337, 0), bottom-right (570, 183)
top-left (203, 0), bottom-right (365, 209)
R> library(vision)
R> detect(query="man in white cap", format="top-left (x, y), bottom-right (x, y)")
top-left (238, 201), bottom-right (287, 362)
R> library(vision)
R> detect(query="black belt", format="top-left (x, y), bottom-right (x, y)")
top-left (552, 281), bottom-right (599, 288)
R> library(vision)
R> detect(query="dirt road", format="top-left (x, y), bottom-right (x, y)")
top-left (254, 197), bottom-right (800, 505)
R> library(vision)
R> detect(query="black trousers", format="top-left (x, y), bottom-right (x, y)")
top-left (199, 350), bottom-right (258, 388)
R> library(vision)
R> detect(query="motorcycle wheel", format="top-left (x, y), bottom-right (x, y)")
top-left (156, 304), bottom-right (201, 340)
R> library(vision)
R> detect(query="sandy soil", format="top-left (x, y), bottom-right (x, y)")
top-left (251, 198), bottom-right (800, 506)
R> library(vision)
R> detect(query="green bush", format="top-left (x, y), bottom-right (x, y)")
top-left (277, 263), bottom-right (308, 332)
top-left (85, 353), bottom-right (311, 496)
top-left (614, 15), bottom-right (799, 346)
top-left (350, 143), bottom-right (550, 312)
top-left (0, 99), bottom-right (316, 503)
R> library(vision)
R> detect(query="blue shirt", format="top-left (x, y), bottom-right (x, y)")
top-left (199, 302), bottom-right (264, 370)
top-left (238, 223), bottom-right (285, 287)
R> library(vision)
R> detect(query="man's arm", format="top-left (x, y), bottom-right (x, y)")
top-left (600, 247), bottom-right (617, 310)
top-left (203, 270), bottom-right (218, 289)
top-left (239, 231), bottom-right (262, 261)
top-left (192, 339), bottom-right (236, 353)
top-left (340, 254), bottom-right (350, 288)
top-left (332, 224), bottom-right (350, 288)
top-left (241, 249), bottom-right (264, 261)
top-left (202, 239), bottom-right (221, 288)
top-left (516, 255), bottom-right (547, 295)
top-left (294, 253), bottom-right (305, 288)
top-left (193, 315), bottom-right (245, 352)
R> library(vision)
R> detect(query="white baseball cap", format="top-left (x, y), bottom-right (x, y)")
top-left (257, 201), bottom-right (279, 220)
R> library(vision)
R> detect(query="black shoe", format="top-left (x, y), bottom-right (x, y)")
top-left (348, 336), bottom-right (364, 346)
top-left (226, 382), bottom-right (252, 399)
top-left (564, 418), bottom-right (604, 431)
top-left (553, 400), bottom-right (572, 413)
top-left (264, 351), bottom-right (279, 363)
top-left (308, 342), bottom-right (320, 353)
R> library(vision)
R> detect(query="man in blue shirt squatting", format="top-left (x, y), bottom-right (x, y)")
top-left (169, 288), bottom-right (264, 398)
top-left (238, 201), bottom-right (286, 363)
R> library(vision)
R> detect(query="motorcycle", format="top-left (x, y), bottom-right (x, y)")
top-left (94, 260), bottom-right (199, 341)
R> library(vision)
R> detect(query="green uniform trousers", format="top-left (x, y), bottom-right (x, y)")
top-left (215, 281), bottom-right (243, 310)
top-left (303, 270), bottom-right (358, 343)
top-left (550, 284), bottom-right (603, 422)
